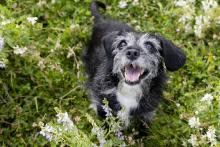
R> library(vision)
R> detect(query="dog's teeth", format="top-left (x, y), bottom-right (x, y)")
top-left (141, 69), bottom-right (144, 75)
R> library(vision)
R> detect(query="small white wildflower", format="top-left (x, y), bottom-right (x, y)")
top-left (178, 15), bottom-right (193, 24)
top-left (182, 140), bottom-right (187, 147)
top-left (101, 105), bottom-right (112, 117)
top-left (27, 17), bottom-right (38, 25)
top-left (0, 61), bottom-right (6, 69)
top-left (184, 23), bottom-right (192, 33)
top-left (117, 109), bottom-right (129, 126)
top-left (39, 124), bottom-right (54, 141)
top-left (0, 37), bottom-right (4, 52)
top-left (37, 0), bottom-right (47, 7)
top-left (13, 45), bottom-right (27, 56)
top-left (38, 59), bottom-right (46, 70)
top-left (188, 134), bottom-right (198, 147)
top-left (92, 127), bottom-right (106, 146)
top-left (201, 93), bottom-right (213, 106)
top-left (174, 0), bottom-right (195, 7)
top-left (174, 0), bottom-right (187, 7)
top-left (206, 126), bottom-right (217, 146)
top-left (1, 19), bottom-right (12, 26)
top-left (195, 111), bottom-right (199, 115)
top-left (176, 103), bottom-right (181, 107)
top-left (132, 0), bottom-right (139, 6)
top-left (202, 0), bottom-right (218, 12)
top-left (50, 63), bottom-right (63, 73)
top-left (119, 1), bottom-right (127, 9)
top-left (115, 130), bottom-right (125, 140)
top-left (56, 112), bottom-right (74, 130)
top-left (188, 116), bottom-right (200, 128)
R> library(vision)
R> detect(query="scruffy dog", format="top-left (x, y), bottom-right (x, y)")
top-left (83, 1), bottom-right (186, 126)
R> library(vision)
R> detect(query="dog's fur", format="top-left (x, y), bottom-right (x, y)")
top-left (83, 1), bottom-right (186, 126)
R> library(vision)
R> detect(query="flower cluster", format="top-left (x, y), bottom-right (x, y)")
top-left (174, 0), bottom-right (219, 38)
top-left (174, 0), bottom-right (195, 33)
top-left (188, 116), bottom-right (200, 128)
top-left (13, 45), bottom-right (27, 56)
top-left (56, 112), bottom-right (74, 131)
top-left (200, 93), bottom-right (214, 106)
top-left (27, 17), bottom-right (38, 25)
top-left (119, 1), bottom-right (127, 9)
top-left (92, 127), bottom-right (106, 146)
top-left (39, 124), bottom-right (54, 141)
top-left (101, 104), bottom-right (113, 117)
top-left (183, 93), bottom-right (219, 146)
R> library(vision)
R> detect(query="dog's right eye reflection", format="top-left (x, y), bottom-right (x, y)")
top-left (118, 40), bottom-right (127, 50)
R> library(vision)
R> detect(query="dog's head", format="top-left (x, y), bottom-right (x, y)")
top-left (102, 31), bottom-right (186, 85)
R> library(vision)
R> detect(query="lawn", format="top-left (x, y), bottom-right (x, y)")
top-left (0, 0), bottom-right (219, 146)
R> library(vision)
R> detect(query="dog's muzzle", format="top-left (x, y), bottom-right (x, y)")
top-left (121, 49), bottom-right (150, 85)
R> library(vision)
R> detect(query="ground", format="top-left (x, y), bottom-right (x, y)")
top-left (0, 0), bottom-right (219, 146)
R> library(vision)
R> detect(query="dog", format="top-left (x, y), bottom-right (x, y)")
top-left (83, 1), bottom-right (186, 126)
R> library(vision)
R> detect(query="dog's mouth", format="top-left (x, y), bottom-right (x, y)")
top-left (121, 64), bottom-right (149, 85)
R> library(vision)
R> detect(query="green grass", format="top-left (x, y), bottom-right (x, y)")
top-left (0, 0), bottom-right (219, 146)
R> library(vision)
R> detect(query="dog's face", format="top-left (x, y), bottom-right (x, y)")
top-left (112, 32), bottom-right (162, 85)
top-left (102, 31), bottom-right (186, 85)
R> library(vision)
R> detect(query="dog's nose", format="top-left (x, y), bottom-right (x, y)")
top-left (126, 49), bottom-right (140, 60)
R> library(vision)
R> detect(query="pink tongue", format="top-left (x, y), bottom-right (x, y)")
top-left (125, 66), bottom-right (141, 82)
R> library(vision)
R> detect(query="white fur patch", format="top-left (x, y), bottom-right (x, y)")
top-left (116, 82), bottom-right (142, 126)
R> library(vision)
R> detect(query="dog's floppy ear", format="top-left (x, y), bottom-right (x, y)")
top-left (102, 31), bottom-right (120, 58)
top-left (156, 35), bottom-right (186, 71)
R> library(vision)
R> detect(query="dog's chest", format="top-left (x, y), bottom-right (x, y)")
top-left (116, 83), bottom-right (142, 114)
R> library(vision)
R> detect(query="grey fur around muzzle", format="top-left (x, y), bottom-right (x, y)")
top-left (105, 32), bottom-right (162, 85)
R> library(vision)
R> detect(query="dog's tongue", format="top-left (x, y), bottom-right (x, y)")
top-left (125, 65), bottom-right (141, 82)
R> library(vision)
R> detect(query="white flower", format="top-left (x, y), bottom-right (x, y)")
top-left (56, 112), bottom-right (74, 130)
top-left (132, 0), bottom-right (139, 6)
top-left (194, 15), bottom-right (211, 38)
top-left (174, 0), bottom-right (195, 7)
top-left (92, 127), bottom-right (106, 146)
top-left (119, 1), bottom-right (127, 9)
top-left (39, 124), bottom-right (54, 141)
top-left (202, 0), bottom-right (218, 12)
top-left (0, 37), bottom-right (4, 52)
top-left (195, 111), bottom-right (199, 115)
top-left (206, 126), bottom-right (217, 146)
top-left (38, 59), bottom-right (46, 70)
top-left (184, 23), bottom-right (193, 33)
top-left (27, 17), bottom-right (38, 25)
top-left (1, 19), bottom-right (12, 26)
top-left (13, 45), bottom-right (27, 55)
top-left (201, 93), bottom-right (213, 106)
top-left (176, 103), bottom-right (181, 107)
top-left (178, 15), bottom-right (193, 24)
top-left (188, 116), bottom-right (200, 128)
top-left (101, 105), bottom-right (112, 117)
top-left (115, 130), bottom-right (125, 140)
top-left (0, 61), bottom-right (6, 69)
top-left (37, 0), bottom-right (47, 7)
top-left (188, 134), bottom-right (198, 147)
top-left (174, 0), bottom-right (187, 7)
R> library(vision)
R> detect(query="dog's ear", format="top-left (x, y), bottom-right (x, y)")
top-left (156, 35), bottom-right (186, 71)
top-left (102, 31), bottom-right (120, 58)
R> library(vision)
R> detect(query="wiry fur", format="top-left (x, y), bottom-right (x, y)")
top-left (83, 1), bottom-right (186, 127)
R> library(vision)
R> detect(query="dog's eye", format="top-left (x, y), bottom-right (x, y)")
top-left (118, 40), bottom-right (127, 50)
top-left (144, 42), bottom-right (155, 53)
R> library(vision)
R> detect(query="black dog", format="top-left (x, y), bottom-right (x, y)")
top-left (83, 1), bottom-right (186, 126)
